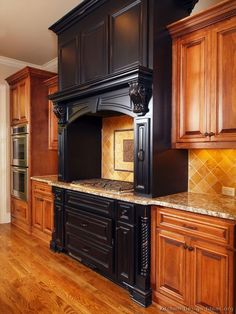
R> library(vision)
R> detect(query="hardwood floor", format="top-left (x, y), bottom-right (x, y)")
top-left (0, 224), bottom-right (163, 314)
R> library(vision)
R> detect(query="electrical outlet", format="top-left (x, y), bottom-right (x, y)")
top-left (222, 186), bottom-right (235, 197)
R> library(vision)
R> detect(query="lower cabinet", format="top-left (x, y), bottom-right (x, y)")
top-left (11, 197), bottom-right (30, 233)
top-left (151, 206), bottom-right (236, 314)
top-left (32, 181), bottom-right (54, 242)
top-left (50, 188), bottom-right (152, 307)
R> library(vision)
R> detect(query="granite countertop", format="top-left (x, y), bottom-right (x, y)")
top-left (31, 176), bottom-right (236, 221)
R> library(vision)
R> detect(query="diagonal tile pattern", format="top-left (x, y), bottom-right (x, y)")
top-left (189, 150), bottom-right (236, 195)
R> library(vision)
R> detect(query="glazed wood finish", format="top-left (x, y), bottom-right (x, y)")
top-left (151, 206), bottom-right (236, 314)
top-left (10, 78), bottom-right (29, 125)
top-left (169, 0), bottom-right (236, 148)
top-left (32, 181), bottom-right (54, 242)
top-left (0, 223), bottom-right (167, 314)
top-left (44, 75), bottom-right (58, 150)
top-left (6, 67), bottom-right (57, 233)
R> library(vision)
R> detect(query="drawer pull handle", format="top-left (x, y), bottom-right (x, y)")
top-left (204, 132), bottom-right (209, 137)
top-left (183, 224), bottom-right (197, 230)
top-left (188, 246), bottom-right (194, 252)
top-left (209, 132), bottom-right (215, 137)
top-left (80, 223), bottom-right (88, 228)
top-left (121, 209), bottom-right (127, 216)
top-left (183, 244), bottom-right (188, 250)
top-left (82, 247), bottom-right (89, 253)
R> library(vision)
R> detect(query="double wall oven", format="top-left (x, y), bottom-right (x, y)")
top-left (11, 124), bottom-right (28, 201)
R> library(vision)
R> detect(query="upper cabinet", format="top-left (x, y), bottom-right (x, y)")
top-left (168, 0), bottom-right (236, 149)
top-left (50, 0), bottom-right (149, 91)
top-left (10, 78), bottom-right (29, 125)
top-left (44, 76), bottom-right (58, 150)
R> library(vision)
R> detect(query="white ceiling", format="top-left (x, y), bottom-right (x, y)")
top-left (0, 0), bottom-right (83, 65)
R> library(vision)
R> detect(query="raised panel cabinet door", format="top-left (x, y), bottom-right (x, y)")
top-left (134, 118), bottom-right (150, 195)
top-left (211, 16), bottom-right (236, 142)
top-left (81, 19), bottom-right (108, 83)
top-left (116, 223), bottom-right (134, 285)
top-left (48, 83), bottom-right (58, 150)
top-left (190, 239), bottom-right (233, 314)
top-left (59, 38), bottom-right (78, 89)
top-left (54, 203), bottom-right (64, 249)
top-left (43, 198), bottom-right (53, 235)
top-left (156, 229), bottom-right (189, 305)
top-left (174, 29), bottom-right (210, 143)
top-left (18, 78), bottom-right (29, 123)
top-left (10, 85), bottom-right (19, 124)
top-left (32, 193), bottom-right (43, 230)
top-left (110, 0), bottom-right (147, 72)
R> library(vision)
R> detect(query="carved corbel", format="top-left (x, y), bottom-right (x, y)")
top-left (53, 103), bottom-right (67, 125)
top-left (175, 0), bottom-right (199, 13)
top-left (129, 82), bottom-right (152, 116)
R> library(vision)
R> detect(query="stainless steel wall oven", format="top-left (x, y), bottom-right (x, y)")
top-left (11, 124), bottom-right (28, 201)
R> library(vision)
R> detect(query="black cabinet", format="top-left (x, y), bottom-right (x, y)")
top-left (116, 223), bottom-right (134, 285)
top-left (134, 118), bottom-right (150, 194)
top-left (50, 187), bottom-right (65, 252)
top-left (51, 0), bottom-right (150, 90)
top-left (51, 188), bottom-right (152, 307)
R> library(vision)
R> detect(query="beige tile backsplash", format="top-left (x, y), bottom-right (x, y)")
top-left (189, 150), bottom-right (236, 195)
top-left (102, 116), bottom-right (134, 182)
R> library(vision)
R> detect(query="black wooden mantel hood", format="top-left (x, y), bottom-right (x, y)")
top-left (49, 0), bottom-right (198, 197)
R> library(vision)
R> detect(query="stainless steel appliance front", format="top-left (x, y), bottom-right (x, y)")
top-left (11, 124), bottom-right (28, 167)
top-left (11, 166), bottom-right (28, 201)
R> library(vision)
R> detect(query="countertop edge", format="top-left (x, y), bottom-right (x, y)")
top-left (31, 176), bottom-right (236, 221)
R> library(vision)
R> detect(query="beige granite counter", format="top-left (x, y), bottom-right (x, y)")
top-left (31, 176), bottom-right (236, 221)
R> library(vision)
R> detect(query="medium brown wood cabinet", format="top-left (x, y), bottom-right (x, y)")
top-left (10, 78), bottom-right (29, 125)
top-left (168, 0), bottom-right (236, 149)
top-left (6, 67), bottom-right (57, 234)
top-left (32, 181), bottom-right (54, 242)
top-left (151, 206), bottom-right (236, 314)
top-left (44, 75), bottom-right (58, 150)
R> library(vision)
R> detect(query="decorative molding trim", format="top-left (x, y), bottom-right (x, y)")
top-left (0, 55), bottom-right (58, 73)
top-left (129, 82), bottom-right (152, 116)
top-left (0, 55), bottom-right (43, 70)
top-left (42, 58), bottom-right (58, 72)
top-left (168, 0), bottom-right (236, 38)
top-left (53, 104), bottom-right (67, 125)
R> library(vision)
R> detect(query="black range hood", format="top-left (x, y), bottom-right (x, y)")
top-left (49, 0), bottom-right (198, 197)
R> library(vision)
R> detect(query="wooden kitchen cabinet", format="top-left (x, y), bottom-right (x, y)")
top-left (10, 78), bottom-right (29, 125)
top-left (169, 1), bottom-right (236, 148)
top-left (32, 181), bottom-right (54, 242)
top-left (44, 75), bottom-right (58, 150)
top-left (151, 206), bottom-right (236, 313)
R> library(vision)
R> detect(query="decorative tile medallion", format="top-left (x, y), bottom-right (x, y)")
top-left (102, 116), bottom-right (134, 182)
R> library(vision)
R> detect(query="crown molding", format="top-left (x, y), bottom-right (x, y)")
top-left (0, 55), bottom-right (43, 70)
top-left (42, 58), bottom-right (58, 72)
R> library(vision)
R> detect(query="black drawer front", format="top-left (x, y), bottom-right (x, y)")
top-left (65, 208), bottom-right (113, 246)
top-left (65, 190), bottom-right (114, 217)
top-left (53, 187), bottom-right (64, 203)
top-left (66, 232), bottom-right (113, 276)
top-left (117, 202), bottom-right (135, 225)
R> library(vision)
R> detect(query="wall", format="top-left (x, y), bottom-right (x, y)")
top-left (189, 150), bottom-right (236, 195)
top-left (191, 0), bottom-right (223, 15)
top-left (0, 57), bottom-right (57, 223)
top-left (102, 116), bottom-right (134, 182)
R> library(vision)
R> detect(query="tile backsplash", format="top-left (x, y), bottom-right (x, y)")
top-left (189, 150), bottom-right (236, 195)
top-left (102, 116), bottom-right (134, 182)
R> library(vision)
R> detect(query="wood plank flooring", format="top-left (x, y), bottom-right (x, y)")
top-left (0, 224), bottom-right (164, 314)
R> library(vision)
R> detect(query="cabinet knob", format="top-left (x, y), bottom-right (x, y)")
top-left (204, 132), bottom-right (209, 137)
top-left (209, 132), bottom-right (215, 137)
top-left (188, 246), bottom-right (194, 251)
top-left (80, 223), bottom-right (88, 228)
top-left (183, 243), bottom-right (188, 250)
